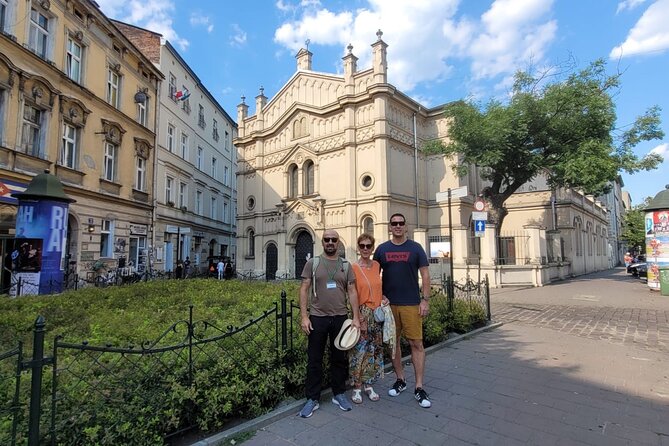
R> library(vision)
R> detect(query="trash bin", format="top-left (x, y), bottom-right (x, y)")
top-left (660, 267), bottom-right (669, 297)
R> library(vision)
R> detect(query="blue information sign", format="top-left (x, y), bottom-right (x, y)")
top-left (474, 220), bottom-right (486, 236)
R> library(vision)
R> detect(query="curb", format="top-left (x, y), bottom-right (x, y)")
top-left (190, 321), bottom-right (503, 446)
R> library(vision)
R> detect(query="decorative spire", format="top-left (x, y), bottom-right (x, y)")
top-left (240, 95), bottom-right (246, 104)
top-left (305, 38), bottom-right (310, 50)
top-left (347, 43), bottom-right (353, 54)
top-left (376, 29), bottom-right (383, 41)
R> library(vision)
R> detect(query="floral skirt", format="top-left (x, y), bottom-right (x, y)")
top-left (349, 306), bottom-right (384, 387)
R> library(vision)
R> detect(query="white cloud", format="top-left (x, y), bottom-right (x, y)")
top-left (610, 0), bottom-right (669, 58)
top-left (273, 0), bottom-right (557, 95)
top-left (96, 0), bottom-right (188, 51)
top-left (616, 0), bottom-right (647, 14)
top-left (230, 24), bottom-right (248, 47)
top-left (649, 143), bottom-right (668, 160)
top-left (190, 13), bottom-right (214, 33)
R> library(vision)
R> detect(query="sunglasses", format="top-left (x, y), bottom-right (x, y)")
top-left (390, 221), bottom-right (406, 227)
top-left (358, 243), bottom-right (373, 250)
top-left (323, 237), bottom-right (338, 243)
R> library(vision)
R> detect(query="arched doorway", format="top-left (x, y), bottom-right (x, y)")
top-left (294, 231), bottom-right (313, 279)
top-left (266, 243), bottom-right (278, 280)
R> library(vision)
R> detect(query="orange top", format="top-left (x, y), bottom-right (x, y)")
top-left (353, 260), bottom-right (383, 309)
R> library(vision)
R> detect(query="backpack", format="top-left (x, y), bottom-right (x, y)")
top-left (311, 255), bottom-right (350, 299)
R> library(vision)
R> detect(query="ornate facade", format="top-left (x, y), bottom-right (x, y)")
top-left (0, 0), bottom-right (162, 288)
top-left (235, 32), bottom-right (611, 287)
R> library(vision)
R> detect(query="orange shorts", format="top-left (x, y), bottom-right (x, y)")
top-left (391, 305), bottom-right (423, 340)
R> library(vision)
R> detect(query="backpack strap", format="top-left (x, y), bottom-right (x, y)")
top-left (311, 256), bottom-right (320, 299)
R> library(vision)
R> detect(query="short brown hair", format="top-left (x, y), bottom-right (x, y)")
top-left (357, 233), bottom-right (375, 246)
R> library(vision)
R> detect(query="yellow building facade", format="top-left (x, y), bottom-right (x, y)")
top-left (0, 0), bottom-right (162, 289)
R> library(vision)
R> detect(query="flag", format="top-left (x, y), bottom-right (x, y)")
top-left (175, 88), bottom-right (190, 101)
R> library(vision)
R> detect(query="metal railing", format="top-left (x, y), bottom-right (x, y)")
top-left (0, 292), bottom-right (301, 445)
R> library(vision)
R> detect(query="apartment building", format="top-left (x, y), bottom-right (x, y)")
top-left (114, 22), bottom-right (238, 274)
top-left (0, 0), bottom-right (162, 289)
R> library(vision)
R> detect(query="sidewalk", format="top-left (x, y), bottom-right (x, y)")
top-left (197, 323), bottom-right (669, 446)
top-left (194, 270), bottom-right (669, 445)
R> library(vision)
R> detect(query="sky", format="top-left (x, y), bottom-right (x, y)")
top-left (96, 0), bottom-right (669, 206)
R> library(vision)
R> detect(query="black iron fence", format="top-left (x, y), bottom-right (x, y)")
top-left (0, 292), bottom-right (301, 445)
top-left (1, 279), bottom-right (491, 444)
top-left (443, 274), bottom-right (492, 323)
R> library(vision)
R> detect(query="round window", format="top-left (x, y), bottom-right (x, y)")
top-left (247, 196), bottom-right (256, 210)
top-left (361, 174), bottom-right (374, 190)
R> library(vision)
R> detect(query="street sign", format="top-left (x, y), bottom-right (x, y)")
top-left (436, 185), bottom-right (468, 203)
top-left (474, 220), bottom-right (486, 237)
top-left (472, 211), bottom-right (488, 221)
top-left (474, 198), bottom-right (485, 211)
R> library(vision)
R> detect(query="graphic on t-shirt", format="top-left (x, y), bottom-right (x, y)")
top-left (384, 252), bottom-right (410, 262)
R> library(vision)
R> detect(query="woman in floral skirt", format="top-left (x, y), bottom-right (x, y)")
top-left (350, 233), bottom-right (388, 403)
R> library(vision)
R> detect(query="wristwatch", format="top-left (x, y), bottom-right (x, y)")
top-left (421, 295), bottom-right (430, 301)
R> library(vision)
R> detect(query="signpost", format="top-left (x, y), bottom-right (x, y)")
top-left (474, 220), bottom-right (486, 237)
top-left (436, 186), bottom-right (468, 290)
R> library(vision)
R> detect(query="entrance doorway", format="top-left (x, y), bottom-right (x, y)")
top-left (266, 243), bottom-right (278, 280)
top-left (294, 231), bottom-right (313, 279)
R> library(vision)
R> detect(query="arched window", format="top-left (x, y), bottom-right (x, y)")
top-left (304, 160), bottom-right (314, 195)
top-left (247, 228), bottom-right (255, 257)
top-left (288, 164), bottom-right (298, 198)
top-left (363, 216), bottom-right (374, 235)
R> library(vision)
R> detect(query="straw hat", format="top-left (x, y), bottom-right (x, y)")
top-left (334, 319), bottom-right (360, 350)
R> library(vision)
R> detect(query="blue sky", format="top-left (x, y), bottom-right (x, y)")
top-left (97, 0), bottom-right (669, 206)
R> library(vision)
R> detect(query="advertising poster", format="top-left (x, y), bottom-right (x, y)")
top-left (645, 210), bottom-right (669, 290)
top-left (429, 241), bottom-right (451, 259)
top-left (12, 199), bottom-right (69, 295)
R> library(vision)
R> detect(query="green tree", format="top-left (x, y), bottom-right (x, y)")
top-left (620, 198), bottom-right (651, 252)
top-left (431, 59), bottom-right (664, 232)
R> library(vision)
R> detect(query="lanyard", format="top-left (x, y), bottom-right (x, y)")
top-left (323, 257), bottom-right (342, 281)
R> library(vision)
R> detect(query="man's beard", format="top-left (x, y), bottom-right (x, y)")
top-left (323, 245), bottom-right (337, 255)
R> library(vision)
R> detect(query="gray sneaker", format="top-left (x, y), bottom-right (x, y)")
top-left (298, 399), bottom-right (319, 418)
top-left (332, 393), bottom-right (353, 411)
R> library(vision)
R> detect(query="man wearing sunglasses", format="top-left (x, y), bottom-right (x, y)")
top-left (373, 213), bottom-right (432, 408)
top-left (298, 229), bottom-right (361, 418)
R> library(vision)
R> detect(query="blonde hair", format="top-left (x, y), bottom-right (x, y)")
top-left (357, 233), bottom-right (375, 246)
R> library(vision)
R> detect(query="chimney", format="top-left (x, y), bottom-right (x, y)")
top-left (371, 29), bottom-right (388, 84)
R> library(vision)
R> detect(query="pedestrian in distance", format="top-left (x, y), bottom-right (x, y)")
top-left (224, 259), bottom-right (233, 280)
top-left (217, 259), bottom-right (225, 280)
top-left (373, 212), bottom-right (432, 408)
top-left (349, 233), bottom-right (388, 404)
top-left (298, 229), bottom-right (361, 418)
top-left (184, 256), bottom-right (191, 278)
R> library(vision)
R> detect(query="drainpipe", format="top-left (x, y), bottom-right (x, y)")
top-left (413, 112), bottom-right (419, 228)
top-left (551, 193), bottom-right (557, 230)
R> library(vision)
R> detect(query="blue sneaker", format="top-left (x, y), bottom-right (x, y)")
top-left (298, 399), bottom-right (319, 418)
top-left (332, 393), bottom-right (352, 411)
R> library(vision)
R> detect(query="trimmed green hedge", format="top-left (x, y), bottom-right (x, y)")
top-left (0, 279), bottom-right (485, 444)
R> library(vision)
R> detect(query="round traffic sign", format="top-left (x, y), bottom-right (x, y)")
top-left (474, 199), bottom-right (485, 211)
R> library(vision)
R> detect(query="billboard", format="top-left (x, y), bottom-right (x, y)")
top-left (645, 210), bottom-right (669, 290)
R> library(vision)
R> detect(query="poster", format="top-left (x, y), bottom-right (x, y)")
top-left (429, 241), bottom-right (451, 259)
top-left (645, 210), bottom-right (669, 290)
top-left (12, 199), bottom-right (69, 296)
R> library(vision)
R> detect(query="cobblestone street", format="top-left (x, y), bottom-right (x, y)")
top-left (492, 268), bottom-right (669, 354)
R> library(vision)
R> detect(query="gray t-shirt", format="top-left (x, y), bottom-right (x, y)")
top-left (301, 256), bottom-right (355, 317)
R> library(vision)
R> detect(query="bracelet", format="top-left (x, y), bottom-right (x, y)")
top-left (421, 296), bottom-right (430, 301)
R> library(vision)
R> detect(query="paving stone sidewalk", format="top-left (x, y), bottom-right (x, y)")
top-left (209, 322), bottom-right (669, 446)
